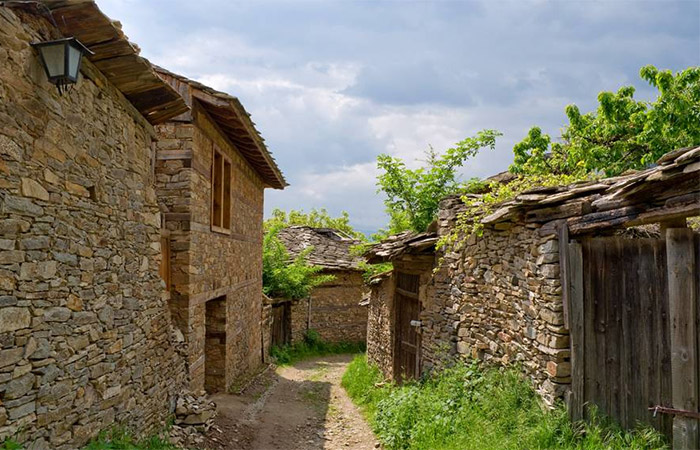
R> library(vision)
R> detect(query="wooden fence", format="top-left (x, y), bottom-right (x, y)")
top-left (565, 230), bottom-right (699, 449)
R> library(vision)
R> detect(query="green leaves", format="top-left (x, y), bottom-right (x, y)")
top-left (266, 207), bottom-right (366, 241)
top-left (376, 129), bottom-right (502, 233)
top-left (510, 65), bottom-right (700, 177)
top-left (262, 225), bottom-right (335, 300)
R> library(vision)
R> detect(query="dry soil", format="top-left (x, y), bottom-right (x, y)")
top-left (202, 354), bottom-right (380, 450)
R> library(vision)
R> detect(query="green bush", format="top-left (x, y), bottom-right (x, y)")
top-left (270, 329), bottom-right (365, 365)
top-left (82, 428), bottom-right (175, 450)
top-left (262, 225), bottom-right (335, 300)
top-left (342, 355), bottom-right (668, 450)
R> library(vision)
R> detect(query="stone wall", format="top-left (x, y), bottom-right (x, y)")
top-left (365, 196), bottom-right (570, 402)
top-left (0, 8), bottom-right (186, 448)
top-left (155, 103), bottom-right (265, 393)
top-left (423, 196), bottom-right (569, 404)
top-left (365, 273), bottom-right (394, 379)
top-left (290, 270), bottom-right (367, 344)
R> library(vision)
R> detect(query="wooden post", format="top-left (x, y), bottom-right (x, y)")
top-left (559, 222), bottom-right (570, 330)
top-left (666, 228), bottom-right (698, 450)
top-left (567, 241), bottom-right (585, 422)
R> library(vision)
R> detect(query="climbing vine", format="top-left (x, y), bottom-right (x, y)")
top-left (437, 173), bottom-right (592, 252)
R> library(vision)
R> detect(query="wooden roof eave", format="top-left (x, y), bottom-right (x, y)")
top-left (191, 90), bottom-right (287, 189)
top-left (41, 1), bottom-right (189, 125)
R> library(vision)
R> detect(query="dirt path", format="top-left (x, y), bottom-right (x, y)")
top-left (203, 354), bottom-right (380, 450)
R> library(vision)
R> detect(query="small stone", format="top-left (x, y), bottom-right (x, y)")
top-left (65, 181), bottom-right (89, 197)
top-left (43, 168), bottom-right (60, 184)
top-left (456, 341), bottom-right (469, 354)
top-left (5, 373), bottom-right (35, 399)
top-left (8, 400), bottom-right (35, 420)
top-left (0, 250), bottom-right (25, 264)
top-left (66, 294), bottom-right (83, 311)
top-left (20, 261), bottom-right (57, 280)
top-left (0, 348), bottom-right (24, 368)
top-left (43, 307), bottom-right (71, 322)
top-left (0, 307), bottom-right (31, 333)
top-left (20, 177), bottom-right (49, 201)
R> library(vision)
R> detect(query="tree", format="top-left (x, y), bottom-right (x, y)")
top-left (376, 130), bottom-right (502, 233)
top-left (511, 65), bottom-right (700, 177)
top-left (266, 208), bottom-right (366, 241)
top-left (262, 224), bottom-right (334, 299)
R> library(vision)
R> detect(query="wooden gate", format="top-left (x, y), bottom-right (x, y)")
top-left (566, 231), bottom-right (699, 447)
top-left (271, 302), bottom-right (291, 347)
top-left (394, 272), bottom-right (421, 383)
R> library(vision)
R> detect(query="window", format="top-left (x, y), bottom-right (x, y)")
top-left (160, 229), bottom-right (171, 291)
top-left (211, 146), bottom-right (231, 233)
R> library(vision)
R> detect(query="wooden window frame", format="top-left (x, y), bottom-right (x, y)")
top-left (211, 145), bottom-right (232, 234)
top-left (159, 229), bottom-right (171, 292)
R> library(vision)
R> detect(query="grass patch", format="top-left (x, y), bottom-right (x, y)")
top-left (342, 355), bottom-right (668, 450)
top-left (1, 440), bottom-right (22, 450)
top-left (82, 428), bottom-right (176, 450)
top-left (270, 329), bottom-right (365, 365)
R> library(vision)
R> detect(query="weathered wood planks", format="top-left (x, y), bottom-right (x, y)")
top-left (667, 228), bottom-right (699, 450)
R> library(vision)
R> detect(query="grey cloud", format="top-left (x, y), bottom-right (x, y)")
top-left (97, 0), bottom-right (699, 232)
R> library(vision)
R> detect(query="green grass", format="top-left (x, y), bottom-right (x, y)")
top-left (1, 440), bottom-right (22, 450)
top-left (342, 355), bottom-right (669, 450)
top-left (270, 329), bottom-right (366, 365)
top-left (81, 428), bottom-right (176, 450)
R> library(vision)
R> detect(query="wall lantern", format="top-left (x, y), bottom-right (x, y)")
top-left (31, 37), bottom-right (93, 95)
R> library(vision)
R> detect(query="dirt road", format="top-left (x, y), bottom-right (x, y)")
top-left (203, 354), bottom-right (379, 450)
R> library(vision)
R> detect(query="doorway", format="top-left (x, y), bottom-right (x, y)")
top-left (205, 296), bottom-right (227, 393)
top-left (394, 272), bottom-right (421, 383)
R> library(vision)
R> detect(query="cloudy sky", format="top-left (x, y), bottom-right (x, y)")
top-left (98, 0), bottom-right (699, 234)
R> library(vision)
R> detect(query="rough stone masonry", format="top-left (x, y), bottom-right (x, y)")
top-left (0, 7), bottom-right (186, 448)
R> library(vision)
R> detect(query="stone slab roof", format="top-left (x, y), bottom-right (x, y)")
top-left (364, 231), bottom-right (438, 264)
top-left (443, 145), bottom-right (700, 237)
top-left (154, 67), bottom-right (287, 190)
top-left (13, 1), bottom-right (189, 124)
top-left (368, 146), bottom-right (699, 262)
top-left (277, 226), bottom-right (363, 271)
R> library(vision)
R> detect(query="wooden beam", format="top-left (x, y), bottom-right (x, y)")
top-left (567, 241), bottom-right (585, 422)
top-left (558, 222), bottom-right (570, 330)
top-left (666, 228), bottom-right (699, 450)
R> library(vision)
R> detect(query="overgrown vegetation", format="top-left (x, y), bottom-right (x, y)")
top-left (0, 440), bottom-right (22, 450)
top-left (342, 355), bottom-right (668, 450)
top-left (372, 65), bottom-right (698, 245)
top-left (80, 428), bottom-right (175, 450)
top-left (262, 224), bottom-right (335, 299)
top-left (270, 329), bottom-right (365, 365)
top-left (376, 130), bottom-right (501, 235)
top-left (511, 65), bottom-right (700, 177)
top-left (266, 207), bottom-right (367, 241)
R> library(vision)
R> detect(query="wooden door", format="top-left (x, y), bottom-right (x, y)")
top-left (567, 236), bottom-right (673, 435)
top-left (394, 272), bottom-right (421, 383)
top-left (271, 302), bottom-right (291, 347)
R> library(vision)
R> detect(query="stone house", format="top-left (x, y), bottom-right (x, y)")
top-left (365, 146), bottom-right (700, 420)
top-left (152, 68), bottom-right (286, 393)
top-left (365, 232), bottom-right (436, 382)
top-left (0, 2), bottom-right (191, 448)
top-left (271, 226), bottom-right (367, 346)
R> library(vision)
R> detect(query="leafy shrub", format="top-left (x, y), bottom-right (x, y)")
top-left (262, 225), bottom-right (335, 299)
top-left (270, 329), bottom-right (365, 365)
top-left (342, 355), bottom-right (668, 450)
